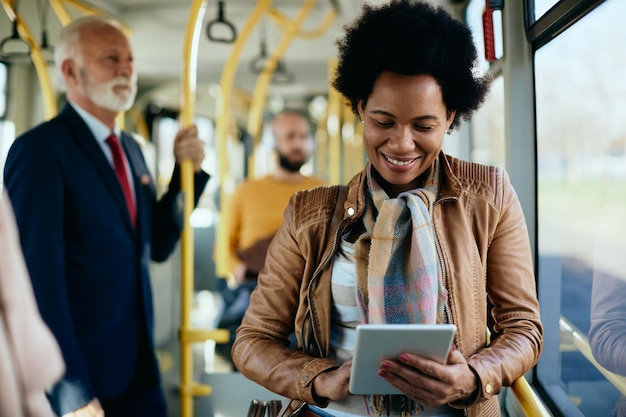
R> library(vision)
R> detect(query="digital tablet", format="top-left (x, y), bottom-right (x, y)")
top-left (349, 323), bottom-right (456, 395)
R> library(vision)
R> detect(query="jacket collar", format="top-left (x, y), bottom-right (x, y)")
top-left (342, 152), bottom-right (464, 222)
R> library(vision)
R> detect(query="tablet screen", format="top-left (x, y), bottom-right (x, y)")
top-left (349, 323), bottom-right (456, 395)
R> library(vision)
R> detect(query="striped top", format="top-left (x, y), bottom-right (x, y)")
top-left (329, 239), bottom-right (361, 363)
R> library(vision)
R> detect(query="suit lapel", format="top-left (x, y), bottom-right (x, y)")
top-left (121, 133), bottom-right (156, 235)
top-left (59, 105), bottom-right (136, 234)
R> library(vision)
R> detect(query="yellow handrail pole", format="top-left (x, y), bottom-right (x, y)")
top-left (570, 333), bottom-right (626, 397)
top-left (0, 1), bottom-right (57, 120)
top-left (268, 6), bottom-right (337, 39)
top-left (51, 0), bottom-right (106, 26)
top-left (214, 0), bottom-right (273, 279)
top-left (340, 104), bottom-right (355, 183)
top-left (179, 1), bottom-right (209, 416)
top-left (511, 377), bottom-right (552, 417)
top-left (325, 59), bottom-right (341, 184)
top-left (349, 117), bottom-right (364, 179)
top-left (315, 114), bottom-right (328, 180)
top-left (247, 0), bottom-right (318, 175)
top-left (560, 317), bottom-right (626, 396)
top-left (49, 0), bottom-right (72, 25)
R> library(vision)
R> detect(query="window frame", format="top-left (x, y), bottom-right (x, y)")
top-left (527, 1), bottom-right (623, 416)
top-left (524, 0), bottom-right (605, 49)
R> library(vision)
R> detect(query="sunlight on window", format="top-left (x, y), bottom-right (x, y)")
top-left (535, 2), bottom-right (626, 416)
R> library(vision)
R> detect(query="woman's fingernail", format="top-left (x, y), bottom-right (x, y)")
top-left (378, 370), bottom-right (387, 377)
top-left (399, 354), bottom-right (410, 362)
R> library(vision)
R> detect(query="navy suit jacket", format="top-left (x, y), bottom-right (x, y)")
top-left (3, 104), bottom-right (209, 415)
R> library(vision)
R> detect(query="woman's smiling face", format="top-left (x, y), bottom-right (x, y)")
top-left (358, 71), bottom-right (455, 195)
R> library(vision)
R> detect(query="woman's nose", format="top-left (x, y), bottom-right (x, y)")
top-left (388, 126), bottom-right (415, 151)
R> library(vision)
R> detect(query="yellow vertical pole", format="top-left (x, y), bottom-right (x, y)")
top-left (350, 117), bottom-right (364, 179)
top-left (178, 0), bottom-right (230, 413)
top-left (315, 116), bottom-right (328, 180)
top-left (179, 2), bottom-right (207, 416)
top-left (214, 0), bottom-right (273, 279)
top-left (326, 59), bottom-right (341, 184)
top-left (340, 105), bottom-right (355, 183)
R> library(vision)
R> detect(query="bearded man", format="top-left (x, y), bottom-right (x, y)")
top-left (227, 111), bottom-right (326, 285)
top-left (3, 16), bottom-right (209, 417)
top-left (218, 111), bottom-right (325, 360)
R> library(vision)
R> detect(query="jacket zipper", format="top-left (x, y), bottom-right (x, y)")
top-left (305, 216), bottom-right (350, 357)
top-left (431, 196), bottom-right (456, 337)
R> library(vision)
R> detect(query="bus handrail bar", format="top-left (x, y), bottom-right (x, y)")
top-left (510, 376), bottom-right (553, 417)
top-left (559, 316), bottom-right (626, 397)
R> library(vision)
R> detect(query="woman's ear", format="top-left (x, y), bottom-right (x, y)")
top-left (357, 99), bottom-right (366, 122)
top-left (446, 110), bottom-right (457, 129)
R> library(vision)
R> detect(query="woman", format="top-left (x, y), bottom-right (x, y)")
top-left (232, 2), bottom-right (543, 416)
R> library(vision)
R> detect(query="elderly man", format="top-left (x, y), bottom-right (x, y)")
top-left (4, 15), bottom-right (209, 417)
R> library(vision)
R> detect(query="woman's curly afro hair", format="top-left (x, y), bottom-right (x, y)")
top-left (332, 0), bottom-right (491, 130)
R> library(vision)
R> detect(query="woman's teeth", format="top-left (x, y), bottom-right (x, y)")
top-left (385, 155), bottom-right (414, 166)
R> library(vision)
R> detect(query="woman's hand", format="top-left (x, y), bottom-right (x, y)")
top-left (312, 359), bottom-right (353, 401)
top-left (377, 349), bottom-right (478, 407)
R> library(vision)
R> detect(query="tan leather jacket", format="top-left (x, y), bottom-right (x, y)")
top-left (232, 153), bottom-right (543, 417)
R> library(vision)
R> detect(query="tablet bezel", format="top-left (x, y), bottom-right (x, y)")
top-left (348, 323), bottom-right (456, 395)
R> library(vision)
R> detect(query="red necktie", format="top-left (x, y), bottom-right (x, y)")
top-left (106, 134), bottom-right (136, 227)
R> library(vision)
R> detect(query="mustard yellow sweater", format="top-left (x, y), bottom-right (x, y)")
top-left (227, 175), bottom-right (327, 273)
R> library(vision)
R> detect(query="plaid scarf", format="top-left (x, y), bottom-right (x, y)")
top-left (354, 161), bottom-right (448, 416)
top-left (355, 161), bottom-right (447, 325)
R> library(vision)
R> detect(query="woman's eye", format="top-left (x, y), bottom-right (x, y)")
top-left (375, 120), bottom-right (393, 127)
top-left (414, 125), bottom-right (433, 131)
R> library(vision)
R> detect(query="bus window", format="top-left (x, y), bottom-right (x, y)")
top-left (535, 1), bottom-right (626, 416)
